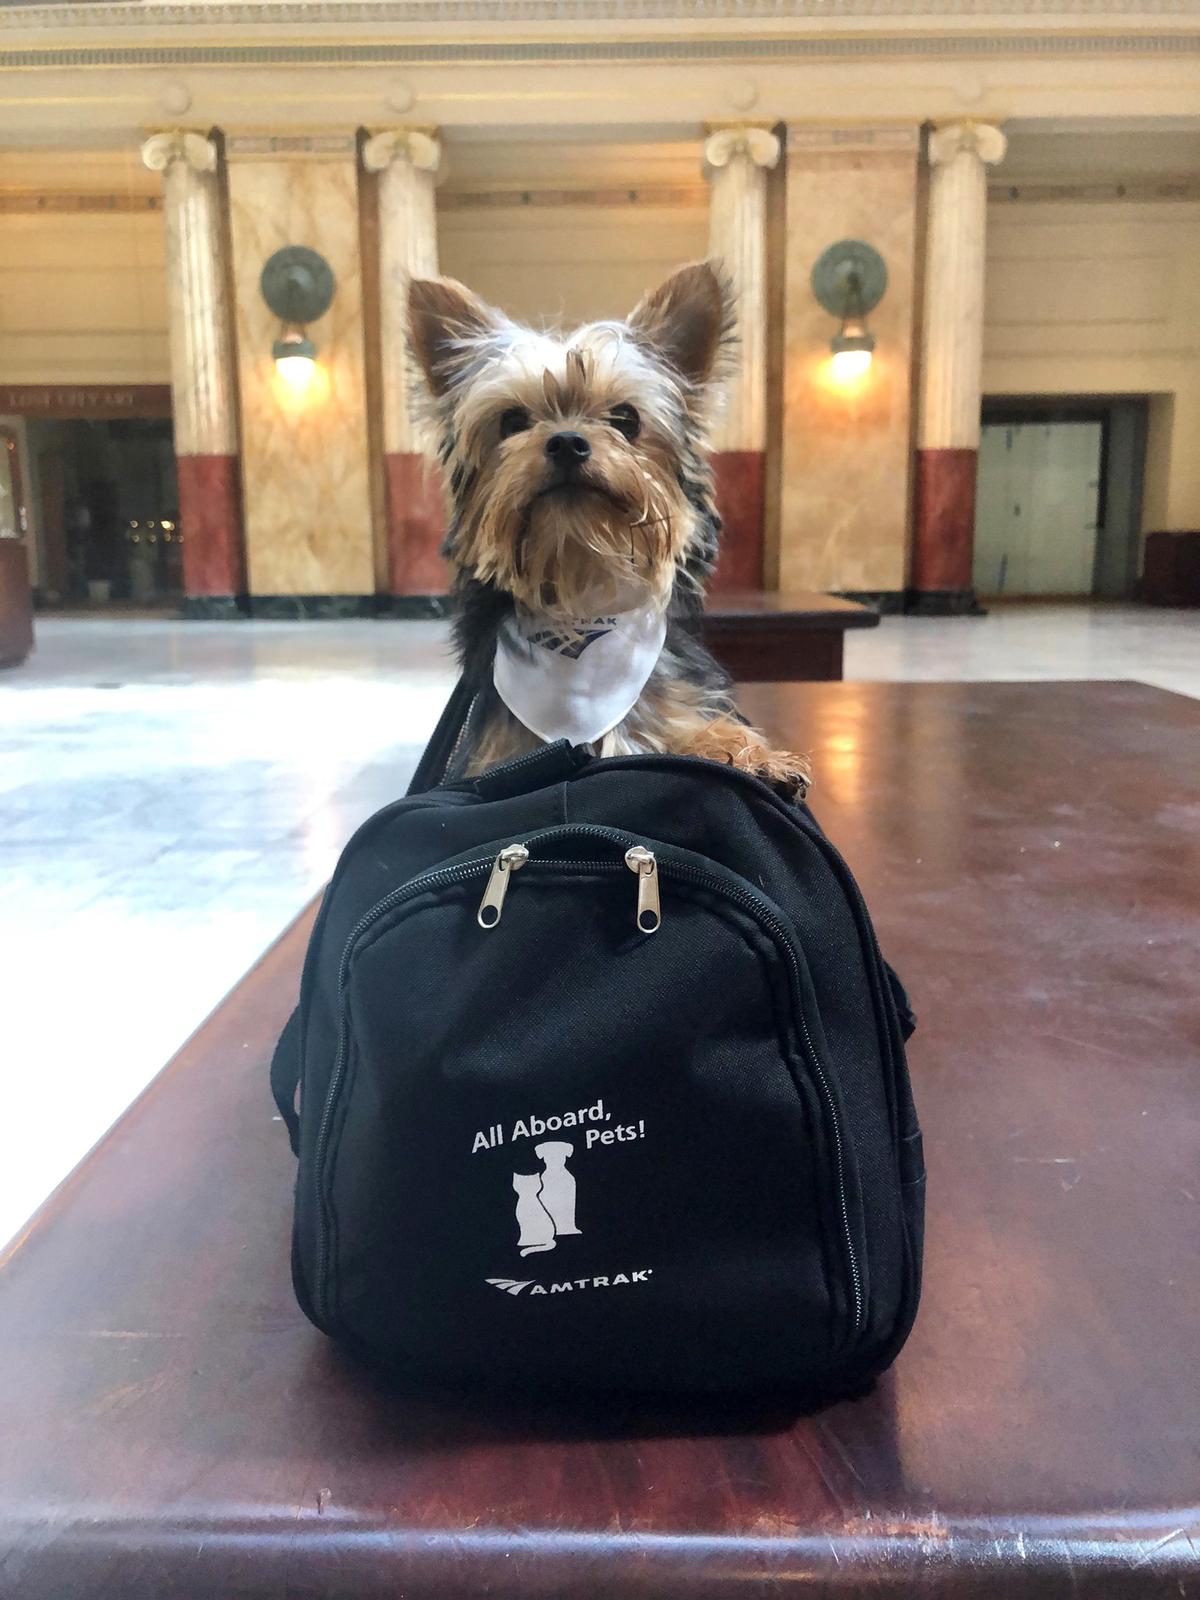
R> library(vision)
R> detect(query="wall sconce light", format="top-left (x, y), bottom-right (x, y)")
top-left (260, 246), bottom-right (336, 389)
top-left (811, 240), bottom-right (887, 382)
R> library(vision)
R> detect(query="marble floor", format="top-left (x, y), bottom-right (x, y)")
top-left (847, 600), bottom-right (1200, 698)
top-left (0, 618), bottom-right (457, 1251)
top-left (1, 602), bottom-right (1196, 1249)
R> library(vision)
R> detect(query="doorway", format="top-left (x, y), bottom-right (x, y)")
top-left (974, 400), bottom-right (1147, 600)
top-left (26, 417), bottom-right (180, 607)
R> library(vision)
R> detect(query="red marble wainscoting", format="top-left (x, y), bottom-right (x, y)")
top-left (911, 446), bottom-right (979, 595)
top-left (710, 450), bottom-right (765, 593)
top-left (385, 453), bottom-right (447, 596)
top-left (176, 454), bottom-right (246, 597)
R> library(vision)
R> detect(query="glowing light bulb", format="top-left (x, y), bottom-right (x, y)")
top-left (272, 327), bottom-right (318, 396)
top-left (275, 352), bottom-right (317, 390)
top-left (831, 346), bottom-right (874, 382)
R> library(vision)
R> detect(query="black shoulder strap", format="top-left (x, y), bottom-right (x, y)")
top-left (270, 1006), bottom-right (303, 1155)
top-left (406, 673), bottom-right (478, 796)
top-left (272, 673), bottom-right (482, 1158)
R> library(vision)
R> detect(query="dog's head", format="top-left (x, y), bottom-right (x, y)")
top-left (407, 262), bottom-right (733, 621)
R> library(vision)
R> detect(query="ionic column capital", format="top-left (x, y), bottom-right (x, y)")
top-left (703, 125), bottom-right (781, 176)
top-left (362, 128), bottom-right (442, 177)
top-left (140, 130), bottom-right (218, 176)
top-left (927, 121), bottom-right (1007, 170)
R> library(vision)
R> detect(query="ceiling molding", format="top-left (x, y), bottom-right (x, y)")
top-left (989, 175), bottom-right (1200, 201)
top-left (224, 130), bottom-right (357, 160)
top-left (0, 190), bottom-right (161, 212)
top-left (3, 29), bottom-right (1200, 70)
top-left (4, 0), bottom-right (1200, 24)
top-left (787, 125), bottom-right (920, 150)
top-left (438, 183), bottom-right (705, 209)
top-left (2, 179), bottom-right (1196, 212)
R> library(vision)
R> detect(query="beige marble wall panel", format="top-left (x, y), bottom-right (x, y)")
top-left (227, 154), bottom-right (373, 596)
top-left (779, 130), bottom-right (919, 595)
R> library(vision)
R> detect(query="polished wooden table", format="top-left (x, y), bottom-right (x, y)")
top-left (1, 681), bottom-right (1197, 1598)
top-left (702, 588), bottom-right (879, 681)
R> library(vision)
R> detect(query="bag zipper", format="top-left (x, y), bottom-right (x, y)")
top-left (311, 824), bottom-right (864, 1336)
top-left (477, 843), bottom-right (530, 928)
top-left (623, 845), bottom-right (661, 934)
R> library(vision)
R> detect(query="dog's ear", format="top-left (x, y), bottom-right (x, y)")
top-left (408, 276), bottom-right (502, 398)
top-left (627, 260), bottom-right (733, 388)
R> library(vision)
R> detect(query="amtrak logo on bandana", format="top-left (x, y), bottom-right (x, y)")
top-left (525, 622), bottom-right (617, 660)
top-left (494, 602), bottom-right (667, 747)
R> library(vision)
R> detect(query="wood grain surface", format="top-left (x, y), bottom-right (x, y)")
top-left (1, 680), bottom-right (1197, 1598)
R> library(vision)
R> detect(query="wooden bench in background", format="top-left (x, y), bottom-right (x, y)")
top-left (702, 588), bottom-right (879, 681)
top-left (0, 680), bottom-right (1197, 1597)
top-left (0, 540), bottom-right (34, 668)
top-left (1142, 530), bottom-right (1200, 606)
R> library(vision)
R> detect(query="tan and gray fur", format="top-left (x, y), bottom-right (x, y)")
top-left (407, 260), bottom-right (810, 792)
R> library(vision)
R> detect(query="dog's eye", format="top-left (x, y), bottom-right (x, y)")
top-left (499, 407), bottom-right (531, 440)
top-left (607, 403), bottom-right (640, 441)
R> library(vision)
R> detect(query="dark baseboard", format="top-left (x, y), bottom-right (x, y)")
top-left (243, 594), bottom-right (379, 620)
top-left (179, 595), bottom-right (247, 621)
top-left (189, 594), bottom-right (456, 621)
top-left (832, 590), bottom-right (906, 615)
top-left (904, 588), bottom-right (988, 618)
top-left (384, 594), bottom-right (453, 619)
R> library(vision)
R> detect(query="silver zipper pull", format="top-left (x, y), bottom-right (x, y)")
top-left (624, 845), bottom-right (661, 934)
top-left (477, 844), bottom-right (529, 928)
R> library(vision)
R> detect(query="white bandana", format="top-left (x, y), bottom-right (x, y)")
top-left (493, 603), bottom-right (667, 747)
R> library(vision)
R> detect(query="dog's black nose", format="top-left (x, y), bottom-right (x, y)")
top-left (545, 431), bottom-right (591, 468)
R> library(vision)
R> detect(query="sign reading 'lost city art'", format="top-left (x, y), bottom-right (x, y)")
top-left (0, 386), bottom-right (173, 420)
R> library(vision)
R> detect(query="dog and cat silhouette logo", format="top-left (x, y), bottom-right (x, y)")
top-left (484, 1135), bottom-right (655, 1297)
top-left (511, 1140), bottom-right (580, 1256)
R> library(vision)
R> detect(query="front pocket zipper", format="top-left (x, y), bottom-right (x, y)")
top-left (478, 841), bottom-right (662, 933)
top-left (310, 824), bottom-right (864, 1338)
top-left (477, 843), bottom-right (530, 928)
top-left (623, 845), bottom-right (661, 933)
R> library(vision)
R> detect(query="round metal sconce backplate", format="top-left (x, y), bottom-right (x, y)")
top-left (260, 246), bottom-right (336, 324)
top-left (811, 240), bottom-right (888, 316)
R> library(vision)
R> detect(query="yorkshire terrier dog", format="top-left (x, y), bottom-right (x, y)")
top-left (406, 260), bottom-right (810, 795)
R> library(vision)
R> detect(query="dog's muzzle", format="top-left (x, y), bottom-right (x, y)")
top-left (544, 431), bottom-right (591, 486)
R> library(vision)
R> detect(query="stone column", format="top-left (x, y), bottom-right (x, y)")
top-left (911, 120), bottom-right (1007, 613)
top-left (362, 128), bottom-right (446, 605)
top-left (703, 125), bottom-right (780, 592)
top-left (141, 130), bottom-right (244, 617)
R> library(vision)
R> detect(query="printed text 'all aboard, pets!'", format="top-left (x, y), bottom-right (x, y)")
top-left (471, 1099), bottom-right (646, 1155)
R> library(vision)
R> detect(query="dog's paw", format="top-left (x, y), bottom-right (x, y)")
top-left (680, 716), bottom-right (812, 800)
top-left (737, 744), bottom-right (812, 801)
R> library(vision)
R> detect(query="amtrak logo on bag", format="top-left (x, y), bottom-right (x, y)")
top-left (486, 1271), bottom-right (653, 1296)
top-left (474, 1095), bottom-right (653, 1296)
